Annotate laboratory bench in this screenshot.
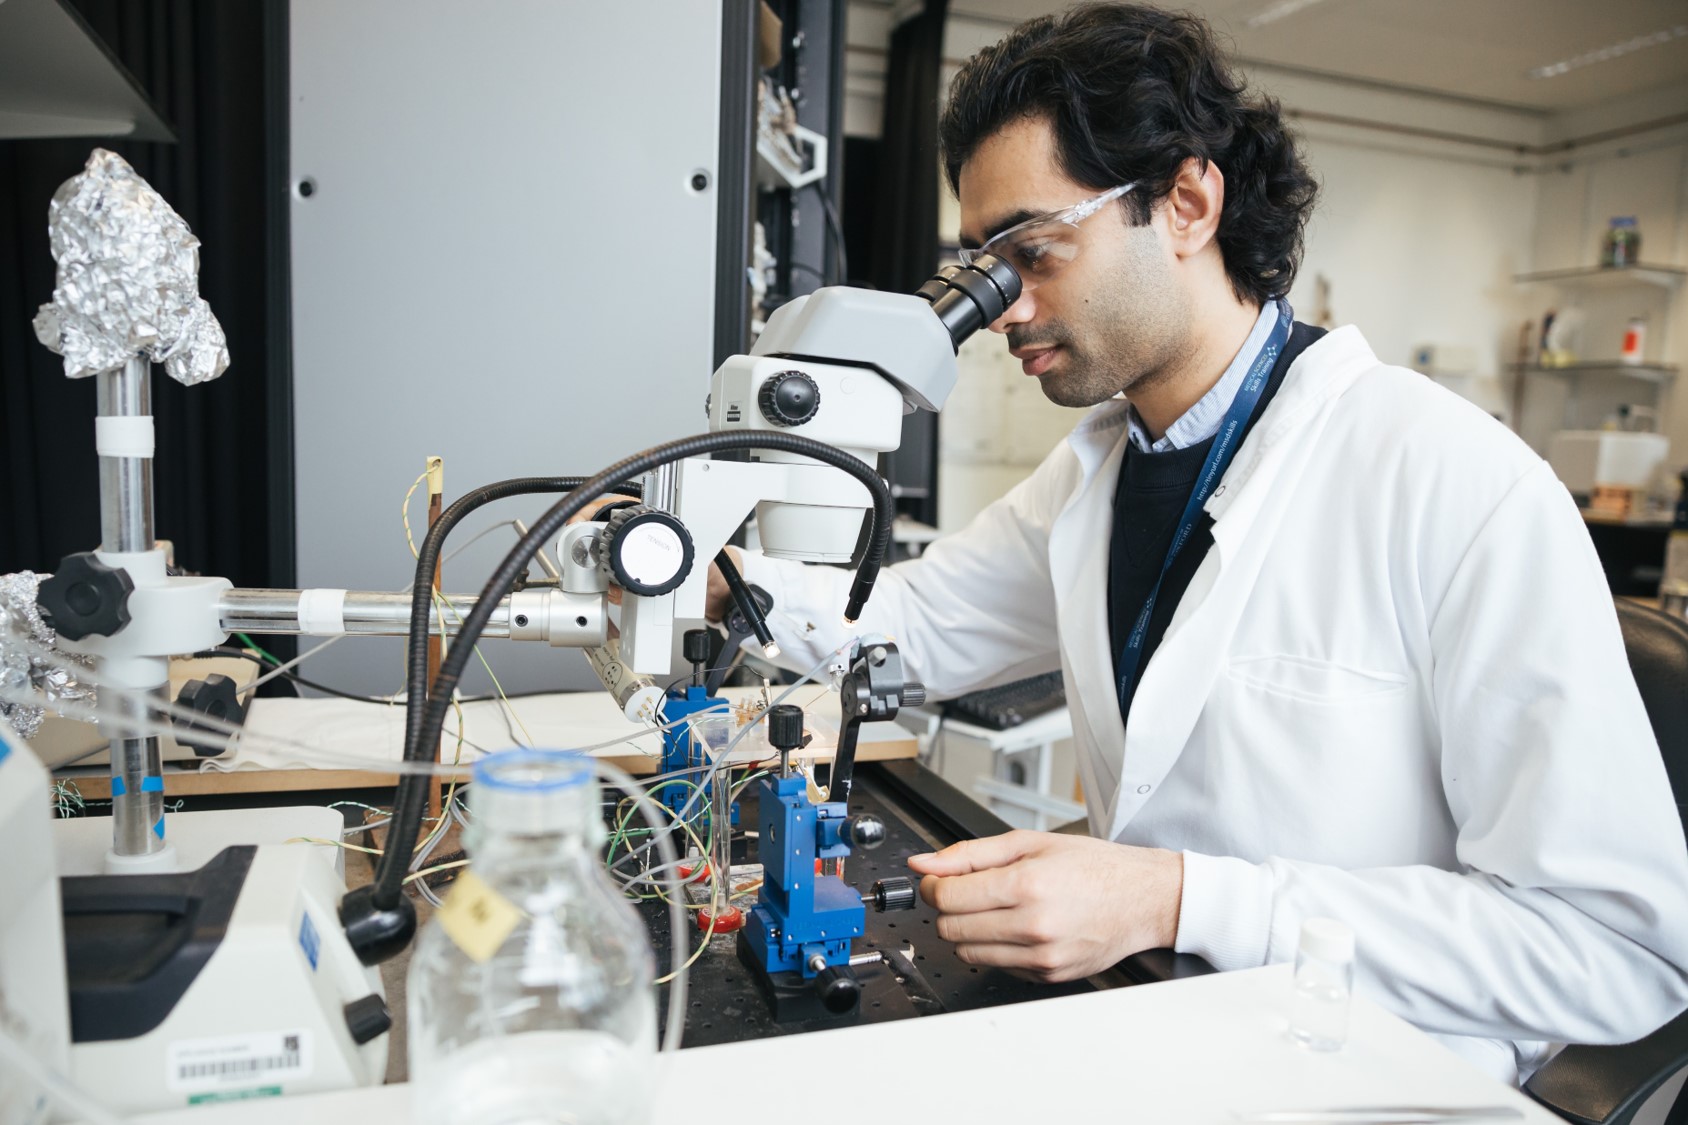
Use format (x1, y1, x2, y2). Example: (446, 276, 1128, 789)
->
(88, 756, 1558, 1125)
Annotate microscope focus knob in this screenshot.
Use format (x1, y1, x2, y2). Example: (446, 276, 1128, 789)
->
(870, 876, 917, 913)
(767, 703, 806, 752)
(598, 505, 695, 597)
(758, 370, 821, 427)
(37, 552, 134, 641)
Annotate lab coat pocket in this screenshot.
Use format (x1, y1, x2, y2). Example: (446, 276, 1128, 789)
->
(1205, 655, 1434, 866)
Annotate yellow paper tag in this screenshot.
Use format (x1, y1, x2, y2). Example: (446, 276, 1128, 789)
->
(436, 870, 520, 963)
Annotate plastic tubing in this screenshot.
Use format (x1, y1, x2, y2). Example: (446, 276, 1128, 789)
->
(0, 646, 693, 1051)
(373, 430, 894, 915)
(596, 758, 688, 1050)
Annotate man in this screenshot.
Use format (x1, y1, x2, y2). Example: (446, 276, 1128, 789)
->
(705, 4, 1688, 1083)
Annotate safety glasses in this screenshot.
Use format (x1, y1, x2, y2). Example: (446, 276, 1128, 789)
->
(958, 183, 1136, 292)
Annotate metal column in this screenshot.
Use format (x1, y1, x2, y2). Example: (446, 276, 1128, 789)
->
(98, 356, 168, 859)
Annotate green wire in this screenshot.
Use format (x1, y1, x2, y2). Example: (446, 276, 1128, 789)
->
(234, 632, 282, 665)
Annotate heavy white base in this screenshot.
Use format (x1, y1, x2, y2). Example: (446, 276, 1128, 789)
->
(69, 845, 387, 1114)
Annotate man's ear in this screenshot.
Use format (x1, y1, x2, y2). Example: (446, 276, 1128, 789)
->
(1162, 156, 1225, 262)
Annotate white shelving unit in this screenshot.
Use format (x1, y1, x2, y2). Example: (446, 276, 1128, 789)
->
(1511, 265, 1684, 443)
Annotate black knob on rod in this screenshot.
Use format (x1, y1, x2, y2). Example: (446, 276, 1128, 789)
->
(808, 953, 860, 1014)
(767, 703, 805, 751)
(869, 876, 917, 912)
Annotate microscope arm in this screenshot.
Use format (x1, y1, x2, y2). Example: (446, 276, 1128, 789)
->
(214, 587, 609, 648)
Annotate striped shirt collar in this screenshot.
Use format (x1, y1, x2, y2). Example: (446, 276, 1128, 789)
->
(1126, 299, 1281, 453)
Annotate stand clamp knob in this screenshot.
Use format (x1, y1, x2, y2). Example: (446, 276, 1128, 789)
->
(758, 371, 821, 427)
(175, 674, 246, 757)
(37, 552, 134, 640)
(597, 505, 695, 597)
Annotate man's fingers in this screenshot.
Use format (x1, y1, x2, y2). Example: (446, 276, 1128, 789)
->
(907, 831, 1036, 877)
(918, 868, 1019, 916)
(933, 907, 1023, 945)
(564, 492, 638, 527)
(951, 942, 1060, 977)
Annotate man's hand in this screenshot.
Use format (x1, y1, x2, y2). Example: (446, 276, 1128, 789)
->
(906, 830, 1184, 983)
(566, 496, 741, 624)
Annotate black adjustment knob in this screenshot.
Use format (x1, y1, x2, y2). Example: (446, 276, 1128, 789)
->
(871, 876, 917, 912)
(175, 674, 246, 757)
(808, 955, 860, 1015)
(767, 703, 805, 751)
(343, 994, 392, 1045)
(598, 505, 695, 597)
(37, 552, 134, 641)
(902, 682, 927, 709)
(843, 814, 886, 850)
(758, 370, 821, 427)
(682, 628, 712, 666)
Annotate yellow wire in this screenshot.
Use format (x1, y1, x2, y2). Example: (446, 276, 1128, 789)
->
(402, 468, 430, 559)
(400, 466, 537, 750)
(405, 858, 470, 885)
(432, 590, 536, 747)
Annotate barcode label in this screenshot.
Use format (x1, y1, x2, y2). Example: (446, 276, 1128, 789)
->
(167, 1030, 313, 1094)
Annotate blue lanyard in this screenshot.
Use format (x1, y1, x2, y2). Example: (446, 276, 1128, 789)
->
(1115, 302, 1293, 715)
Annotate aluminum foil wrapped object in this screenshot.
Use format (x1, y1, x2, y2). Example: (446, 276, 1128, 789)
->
(31, 148, 230, 385)
(0, 572, 96, 741)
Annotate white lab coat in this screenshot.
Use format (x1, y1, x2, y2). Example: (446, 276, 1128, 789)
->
(739, 325, 1688, 1083)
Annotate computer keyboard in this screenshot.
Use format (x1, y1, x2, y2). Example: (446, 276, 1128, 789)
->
(943, 670, 1067, 730)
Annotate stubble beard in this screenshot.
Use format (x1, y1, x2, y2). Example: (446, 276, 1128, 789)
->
(1025, 231, 1189, 410)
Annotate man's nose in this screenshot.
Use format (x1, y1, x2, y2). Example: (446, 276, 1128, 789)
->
(989, 291, 1036, 334)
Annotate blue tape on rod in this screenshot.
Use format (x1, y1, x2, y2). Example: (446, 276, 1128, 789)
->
(111, 776, 127, 796)
(152, 818, 165, 840)
(140, 776, 164, 793)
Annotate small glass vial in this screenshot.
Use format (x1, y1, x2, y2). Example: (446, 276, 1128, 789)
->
(1288, 917, 1355, 1052)
(408, 749, 657, 1125)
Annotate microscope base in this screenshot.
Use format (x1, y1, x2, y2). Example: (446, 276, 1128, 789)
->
(64, 844, 388, 1113)
(736, 932, 861, 1023)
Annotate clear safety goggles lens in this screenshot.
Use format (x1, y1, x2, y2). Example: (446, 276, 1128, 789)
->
(958, 182, 1134, 293)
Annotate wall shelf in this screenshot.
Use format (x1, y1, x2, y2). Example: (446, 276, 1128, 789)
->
(0, 0, 173, 141)
(1512, 264, 1685, 291)
(1511, 362, 1678, 384)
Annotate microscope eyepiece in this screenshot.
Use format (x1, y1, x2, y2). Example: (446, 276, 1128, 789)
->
(916, 253, 1022, 350)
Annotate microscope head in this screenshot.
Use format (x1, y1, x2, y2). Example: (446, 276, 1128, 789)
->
(705, 255, 1019, 562)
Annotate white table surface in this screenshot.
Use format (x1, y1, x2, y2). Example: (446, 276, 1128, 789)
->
(200, 684, 901, 773)
(128, 965, 1555, 1124)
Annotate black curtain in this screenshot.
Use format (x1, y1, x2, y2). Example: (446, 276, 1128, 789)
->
(868, 0, 950, 528)
(0, 0, 286, 591)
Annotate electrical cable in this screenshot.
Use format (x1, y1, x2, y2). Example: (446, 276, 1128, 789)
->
(209, 646, 393, 704)
(371, 430, 893, 923)
(399, 475, 610, 814)
(812, 180, 848, 284)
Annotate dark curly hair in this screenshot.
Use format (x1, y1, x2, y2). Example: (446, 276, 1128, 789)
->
(940, 4, 1318, 306)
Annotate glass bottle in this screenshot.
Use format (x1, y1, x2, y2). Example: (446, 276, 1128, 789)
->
(408, 749, 656, 1125)
(1288, 917, 1355, 1052)
(1602, 217, 1642, 269)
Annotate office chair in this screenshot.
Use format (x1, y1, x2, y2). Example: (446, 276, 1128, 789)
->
(1525, 598, 1688, 1125)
